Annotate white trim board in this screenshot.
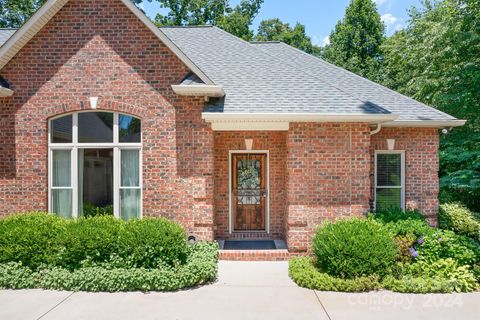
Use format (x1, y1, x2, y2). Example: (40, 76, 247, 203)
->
(0, 0, 213, 85)
(228, 150, 270, 234)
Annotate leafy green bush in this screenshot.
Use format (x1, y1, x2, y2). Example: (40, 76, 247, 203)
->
(313, 218, 398, 278)
(393, 235, 416, 263)
(415, 230, 480, 267)
(385, 259, 478, 293)
(373, 208, 426, 223)
(289, 257, 381, 292)
(0, 213, 67, 269)
(0, 242, 218, 292)
(384, 219, 435, 238)
(0, 213, 188, 270)
(82, 203, 114, 218)
(439, 203, 480, 241)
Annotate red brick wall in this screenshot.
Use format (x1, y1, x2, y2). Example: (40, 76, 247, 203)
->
(370, 127, 439, 223)
(213, 131, 287, 239)
(286, 123, 372, 252)
(0, 0, 214, 240)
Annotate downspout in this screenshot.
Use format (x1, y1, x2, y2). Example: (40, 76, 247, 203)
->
(370, 123, 382, 135)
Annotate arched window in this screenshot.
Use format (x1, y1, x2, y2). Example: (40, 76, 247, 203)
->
(48, 111, 142, 219)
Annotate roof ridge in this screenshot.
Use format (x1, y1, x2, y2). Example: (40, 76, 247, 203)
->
(267, 42, 455, 120)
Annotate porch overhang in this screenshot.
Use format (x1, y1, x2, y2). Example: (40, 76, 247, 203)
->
(202, 113, 400, 131)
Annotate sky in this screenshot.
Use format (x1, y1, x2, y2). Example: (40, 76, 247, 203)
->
(142, 0, 423, 46)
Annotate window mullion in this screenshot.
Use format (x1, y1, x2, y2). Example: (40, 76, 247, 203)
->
(72, 147, 78, 218)
(113, 147, 120, 218)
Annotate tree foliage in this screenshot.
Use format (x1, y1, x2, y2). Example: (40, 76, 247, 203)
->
(255, 18, 321, 55)
(323, 0, 384, 80)
(380, 0, 480, 211)
(154, 0, 263, 40)
(0, 0, 45, 28)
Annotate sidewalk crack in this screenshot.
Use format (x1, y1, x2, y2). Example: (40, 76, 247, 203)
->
(314, 290, 332, 320)
(37, 292, 75, 320)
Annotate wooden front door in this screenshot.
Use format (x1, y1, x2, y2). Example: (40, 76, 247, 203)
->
(232, 153, 267, 231)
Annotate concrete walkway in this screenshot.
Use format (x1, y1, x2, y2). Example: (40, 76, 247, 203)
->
(0, 261, 478, 320)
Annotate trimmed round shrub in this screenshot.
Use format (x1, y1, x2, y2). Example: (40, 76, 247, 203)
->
(439, 203, 480, 241)
(313, 218, 398, 279)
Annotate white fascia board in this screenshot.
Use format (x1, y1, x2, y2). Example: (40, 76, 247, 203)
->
(211, 122, 289, 131)
(0, 86, 13, 97)
(171, 84, 225, 97)
(0, 0, 215, 86)
(382, 120, 467, 128)
(202, 113, 399, 123)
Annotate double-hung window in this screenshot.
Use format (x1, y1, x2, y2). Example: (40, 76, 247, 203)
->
(375, 151, 405, 211)
(48, 111, 142, 219)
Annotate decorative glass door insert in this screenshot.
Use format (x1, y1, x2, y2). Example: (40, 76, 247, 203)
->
(232, 154, 267, 231)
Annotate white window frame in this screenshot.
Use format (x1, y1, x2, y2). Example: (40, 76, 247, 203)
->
(48, 111, 142, 219)
(374, 150, 405, 211)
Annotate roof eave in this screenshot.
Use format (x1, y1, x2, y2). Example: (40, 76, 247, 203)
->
(0, 86, 13, 97)
(202, 112, 399, 124)
(382, 120, 466, 128)
(172, 84, 225, 97)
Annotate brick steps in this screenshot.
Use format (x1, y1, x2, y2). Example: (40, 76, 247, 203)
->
(219, 249, 290, 261)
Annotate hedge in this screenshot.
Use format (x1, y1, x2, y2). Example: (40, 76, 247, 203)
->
(0, 242, 218, 292)
(0, 213, 188, 270)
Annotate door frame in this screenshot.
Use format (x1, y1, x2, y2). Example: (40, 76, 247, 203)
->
(228, 150, 270, 234)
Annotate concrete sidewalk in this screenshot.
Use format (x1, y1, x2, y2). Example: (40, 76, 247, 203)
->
(0, 261, 478, 320)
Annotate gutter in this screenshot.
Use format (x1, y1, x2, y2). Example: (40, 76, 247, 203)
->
(202, 112, 399, 123)
(172, 85, 225, 97)
(382, 120, 466, 128)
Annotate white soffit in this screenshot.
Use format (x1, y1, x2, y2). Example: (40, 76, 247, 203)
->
(171, 84, 225, 97)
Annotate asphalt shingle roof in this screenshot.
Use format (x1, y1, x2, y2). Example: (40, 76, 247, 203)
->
(253, 41, 456, 121)
(0, 29, 15, 47)
(161, 26, 390, 115)
(0, 25, 459, 121)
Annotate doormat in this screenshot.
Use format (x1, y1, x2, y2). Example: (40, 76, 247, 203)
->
(223, 240, 276, 250)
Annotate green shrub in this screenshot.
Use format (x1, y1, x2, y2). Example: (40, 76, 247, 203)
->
(385, 259, 478, 293)
(384, 219, 435, 238)
(0, 213, 188, 270)
(373, 208, 426, 223)
(0, 242, 218, 292)
(82, 203, 114, 218)
(313, 218, 398, 278)
(415, 230, 480, 267)
(393, 235, 416, 263)
(0, 213, 67, 269)
(439, 203, 480, 241)
(289, 257, 381, 292)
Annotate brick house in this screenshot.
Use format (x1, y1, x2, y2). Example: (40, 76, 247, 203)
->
(0, 0, 465, 253)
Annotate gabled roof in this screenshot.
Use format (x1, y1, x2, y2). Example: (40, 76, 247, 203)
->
(161, 26, 464, 127)
(0, 0, 213, 85)
(0, 1, 465, 128)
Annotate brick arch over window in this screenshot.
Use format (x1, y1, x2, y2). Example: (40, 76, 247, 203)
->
(45, 98, 147, 121)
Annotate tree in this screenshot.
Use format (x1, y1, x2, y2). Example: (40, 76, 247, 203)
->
(380, 0, 480, 211)
(323, 0, 384, 80)
(154, 0, 263, 40)
(0, 0, 46, 28)
(255, 18, 321, 55)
